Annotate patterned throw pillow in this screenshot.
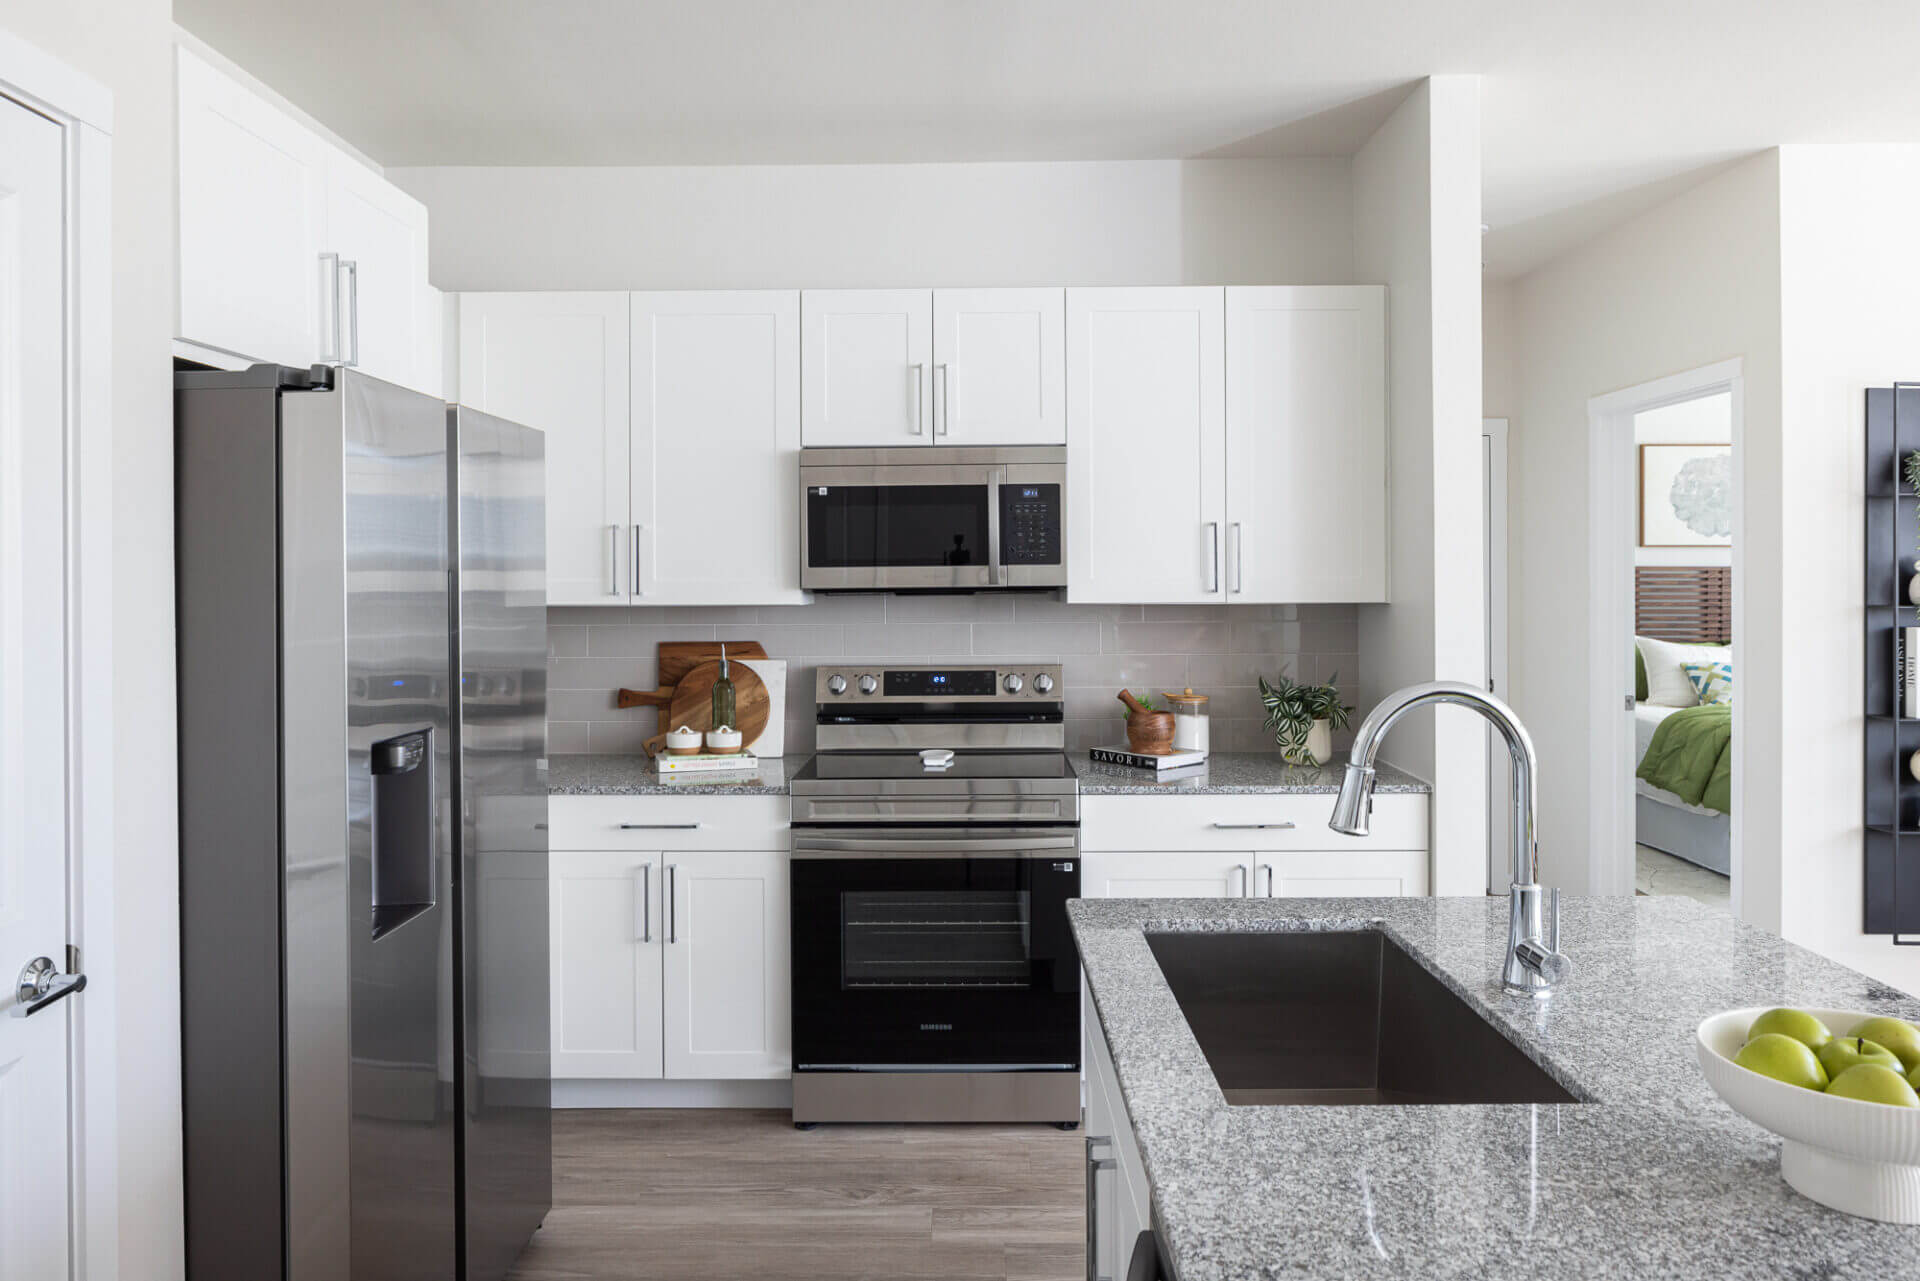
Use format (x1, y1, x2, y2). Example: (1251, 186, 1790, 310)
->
(1682, 660, 1733, 705)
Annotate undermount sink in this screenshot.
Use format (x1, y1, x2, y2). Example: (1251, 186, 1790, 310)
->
(1145, 930, 1583, 1106)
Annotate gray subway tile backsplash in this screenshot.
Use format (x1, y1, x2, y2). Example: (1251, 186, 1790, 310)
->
(545, 596, 1360, 756)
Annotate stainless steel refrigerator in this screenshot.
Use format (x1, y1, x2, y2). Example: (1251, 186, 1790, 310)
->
(176, 365, 550, 1281)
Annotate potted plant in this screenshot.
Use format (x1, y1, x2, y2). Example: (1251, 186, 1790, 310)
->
(1258, 673, 1355, 766)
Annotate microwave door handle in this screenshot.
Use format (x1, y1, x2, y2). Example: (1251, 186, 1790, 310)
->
(986, 468, 1005, 587)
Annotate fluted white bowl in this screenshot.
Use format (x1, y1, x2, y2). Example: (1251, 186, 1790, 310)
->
(1698, 1007, 1920, 1221)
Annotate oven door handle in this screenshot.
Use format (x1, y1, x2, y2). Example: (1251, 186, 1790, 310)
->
(790, 832, 1080, 856)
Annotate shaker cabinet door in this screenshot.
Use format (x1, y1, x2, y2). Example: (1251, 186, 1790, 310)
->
(549, 852, 663, 1080)
(1066, 287, 1226, 603)
(931, 288, 1065, 445)
(801, 289, 934, 447)
(1226, 286, 1387, 602)
(324, 151, 430, 390)
(459, 292, 631, 604)
(1082, 851, 1251, 899)
(662, 852, 791, 1080)
(630, 292, 806, 604)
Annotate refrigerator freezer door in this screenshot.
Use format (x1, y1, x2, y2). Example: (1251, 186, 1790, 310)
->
(451, 404, 552, 1281)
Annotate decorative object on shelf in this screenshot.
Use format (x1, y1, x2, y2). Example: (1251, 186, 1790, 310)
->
(1118, 689, 1175, 755)
(1640, 443, 1732, 548)
(1259, 672, 1355, 766)
(704, 724, 744, 755)
(1161, 687, 1211, 754)
(664, 724, 703, 755)
(1905, 452, 1920, 610)
(711, 643, 738, 730)
(640, 658, 770, 757)
(1908, 750, 1920, 784)
(654, 749, 759, 776)
(1089, 745, 1208, 772)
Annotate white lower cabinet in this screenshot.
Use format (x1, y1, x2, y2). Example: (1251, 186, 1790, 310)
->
(1082, 850, 1249, 899)
(1085, 989, 1151, 1280)
(550, 847, 789, 1081)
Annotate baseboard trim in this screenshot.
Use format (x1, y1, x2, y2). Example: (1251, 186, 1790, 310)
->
(553, 1078, 795, 1109)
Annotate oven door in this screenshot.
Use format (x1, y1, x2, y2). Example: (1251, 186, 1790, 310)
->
(790, 828, 1081, 1071)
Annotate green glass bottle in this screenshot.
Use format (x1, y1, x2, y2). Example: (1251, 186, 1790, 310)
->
(710, 642, 737, 731)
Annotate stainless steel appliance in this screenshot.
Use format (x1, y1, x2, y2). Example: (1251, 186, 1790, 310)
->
(176, 365, 550, 1281)
(799, 446, 1066, 591)
(789, 664, 1081, 1126)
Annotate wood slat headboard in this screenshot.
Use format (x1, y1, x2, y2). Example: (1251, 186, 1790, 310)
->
(1635, 566, 1731, 643)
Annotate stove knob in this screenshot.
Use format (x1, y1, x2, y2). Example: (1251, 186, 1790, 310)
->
(857, 674, 879, 695)
(826, 674, 847, 696)
(1033, 672, 1054, 695)
(1003, 673, 1024, 694)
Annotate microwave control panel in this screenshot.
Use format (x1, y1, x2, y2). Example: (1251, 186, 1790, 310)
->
(1000, 484, 1062, 566)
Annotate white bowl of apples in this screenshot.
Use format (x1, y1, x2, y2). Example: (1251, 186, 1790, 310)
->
(1698, 1007, 1920, 1221)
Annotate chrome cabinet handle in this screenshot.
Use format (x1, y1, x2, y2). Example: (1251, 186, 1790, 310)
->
(1231, 522, 1244, 593)
(1232, 864, 1247, 896)
(910, 363, 925, 435)
(1262, 863, 1275, 897)
(606, 525, 620, 596)
(1086, 1135, 1117, 1281)
(342, 259, 360, 367)
(632, 524, 644, 596)
(666, 864, 678, 944)
(938, 362, 952, 437)
(1211, 821, 1296, 830)
(633, 865, 652, 943)
(317, 252, 342, 362)
(1204, 522, 1220, 593)
(14, 957, 86, 1019)
(618, 822, 701, 830)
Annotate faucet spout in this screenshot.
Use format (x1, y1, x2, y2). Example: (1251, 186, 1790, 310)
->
(1326, 680, 1570, 998)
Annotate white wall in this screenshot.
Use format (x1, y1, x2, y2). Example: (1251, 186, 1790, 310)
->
(1483, 278, 1518, 422)
(1352, 76, 1488, 894)
(390, 158, 1354, 291)
(0, 5, 182, 1279)
(1775, 144, 1920, 992)
(1634, 394, 1733, 568)
(1505, 152, 1785, 910)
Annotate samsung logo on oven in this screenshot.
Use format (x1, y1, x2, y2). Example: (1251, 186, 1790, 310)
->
(919, 1023, 953, 1032)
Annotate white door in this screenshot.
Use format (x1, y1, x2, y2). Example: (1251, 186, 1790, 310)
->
(1066, 287, 1225, 603)
(631, 291, 807, 605)
(800, 289, 933, 446)
(1083, 851, 1250, 898)
(176, 45, 328, 366)
(1258, 850, 1428, 898)
(663, 852, 790, 1079)
(0, 95, 78, 1279)
(549, 852, 663, 1079)
(459, 292, 630, 604)
(1225, 287, 1387, 602)
(323, 150, 429, 389)
(931, 288, 1065, 445)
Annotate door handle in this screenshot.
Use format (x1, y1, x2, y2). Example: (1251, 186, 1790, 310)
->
(632, 524, 645, 597)
(607, 525, 621, 596)
(14, 957, 86, 1019)
(633, 866, 652, 943)
(618, 822, 701, 830)
(340, 259, 360, 367)
(1231, 522, 1244, 593)
(1262, 863, 1275, 897)
(910, 363, 925, 436)
(938, 362, 952, 437)
(318, 251, 342, 362)
(1086, 1136, 1117, 1281)
(1232, 864, 1247, 896)
(666, 864, 678, 944)
(1204, 522, 1219, 593)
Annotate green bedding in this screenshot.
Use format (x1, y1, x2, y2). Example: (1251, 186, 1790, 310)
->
(1636, 703, 1732, 815)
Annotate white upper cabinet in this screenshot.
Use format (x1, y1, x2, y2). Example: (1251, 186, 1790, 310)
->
(801, 289, 934, 446)
(459, 292, 631, 605)
(176, 46, 327, 368)
(930, 288, 1065, 445)
(630, 292, 807, 605)
(1226, 287, 1388, 602)
(323, 153, 430, 388)
(1066, 287, 1226, 603)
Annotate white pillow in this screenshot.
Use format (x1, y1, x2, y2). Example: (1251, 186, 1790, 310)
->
(1636, 635, 1729, 708)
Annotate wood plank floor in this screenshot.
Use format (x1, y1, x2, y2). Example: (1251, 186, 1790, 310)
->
(507, 1109, 1085, 1281)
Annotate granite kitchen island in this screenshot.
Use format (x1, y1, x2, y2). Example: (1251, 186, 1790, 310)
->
(1071, 895, 1920, 1279)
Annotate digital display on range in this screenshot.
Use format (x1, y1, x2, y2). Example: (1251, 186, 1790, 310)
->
(884, 669, 997, 697)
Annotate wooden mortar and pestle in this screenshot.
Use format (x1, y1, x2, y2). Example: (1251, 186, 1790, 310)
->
(1117, 689, 1176, 754)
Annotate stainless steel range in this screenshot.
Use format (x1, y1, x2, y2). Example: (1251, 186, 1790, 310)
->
(788, 663, 1081, 1127)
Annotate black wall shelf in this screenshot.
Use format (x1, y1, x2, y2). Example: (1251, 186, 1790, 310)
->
(1864, 385, 1920, 940)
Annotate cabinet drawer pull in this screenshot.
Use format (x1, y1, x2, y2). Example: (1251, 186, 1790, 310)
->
(1210, 821, 1296, 830)
(617, 822, 702, 830)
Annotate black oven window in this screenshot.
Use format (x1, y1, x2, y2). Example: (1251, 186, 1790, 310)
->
(806, 484, 990, 568)
(841, 889, 1032, 987)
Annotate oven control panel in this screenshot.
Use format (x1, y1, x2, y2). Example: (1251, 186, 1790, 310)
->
(815, 663, 1063, 702)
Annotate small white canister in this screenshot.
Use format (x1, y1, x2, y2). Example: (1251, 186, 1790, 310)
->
(1163, 688, 1211, 754)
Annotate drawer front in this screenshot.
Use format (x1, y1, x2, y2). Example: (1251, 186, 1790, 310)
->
(1081, 793, 1427, 852)
(549, 795, 789, 851)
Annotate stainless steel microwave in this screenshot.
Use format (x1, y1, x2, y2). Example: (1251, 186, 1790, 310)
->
(799, 446, 1067, 591)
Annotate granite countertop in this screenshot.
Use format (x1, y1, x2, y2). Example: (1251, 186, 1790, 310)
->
(1071, 751, 1429, 795)
(1070, 895, 1920, 1280)
(544, 753, 802, 796)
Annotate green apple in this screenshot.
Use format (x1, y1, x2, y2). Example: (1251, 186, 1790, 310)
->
(1817, 1036, 1904, 1079)
(1734, 1032, 1829, 1091)
(1848, 1017, 1920, 1073)
(1748, 1008, 1832, 1050)
(1826, 1063, 1920, 1108)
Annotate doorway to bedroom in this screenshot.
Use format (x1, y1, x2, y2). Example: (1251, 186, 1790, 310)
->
(1588, 360, 1743, 916)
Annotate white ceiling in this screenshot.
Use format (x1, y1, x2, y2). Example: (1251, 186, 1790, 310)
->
(175, 0, 1920, 277)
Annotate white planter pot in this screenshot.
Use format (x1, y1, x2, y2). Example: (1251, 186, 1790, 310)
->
(1282, 719, 1333, 767)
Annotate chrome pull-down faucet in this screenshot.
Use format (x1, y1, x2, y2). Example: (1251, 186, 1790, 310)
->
(1328, 680, 1571, 998)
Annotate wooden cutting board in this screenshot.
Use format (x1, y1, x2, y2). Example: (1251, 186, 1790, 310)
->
(642, 659, 771, 757)
(617, 641, 768, 709)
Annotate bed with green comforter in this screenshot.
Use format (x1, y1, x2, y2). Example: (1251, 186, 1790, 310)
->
(1635, 703, 1732, 815)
